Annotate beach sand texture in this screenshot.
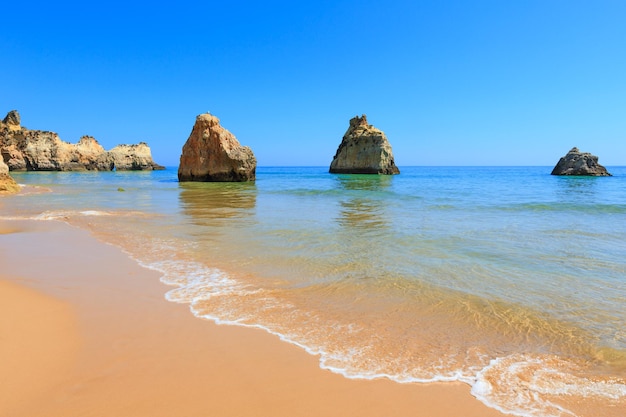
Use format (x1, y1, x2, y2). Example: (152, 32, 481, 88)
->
(0, 220, 505, 417)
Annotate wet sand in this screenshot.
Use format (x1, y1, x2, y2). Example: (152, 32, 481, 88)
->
(0, 219, 505, 417)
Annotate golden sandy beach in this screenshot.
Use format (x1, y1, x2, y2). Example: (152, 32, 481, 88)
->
(0, 219, 505, 417)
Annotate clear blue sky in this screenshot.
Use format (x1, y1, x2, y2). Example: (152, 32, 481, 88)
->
(2, 0, 625, 167)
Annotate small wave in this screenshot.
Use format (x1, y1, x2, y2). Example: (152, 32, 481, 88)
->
(0, 215, 30, 221)
(80, 210, 112, 216)
(472, 354, 626, 417)
(32, 210, 112, 220)
(35, 211, 70, 220)
(15, 184, 52, 195)
(152, 260, 247, 301)
(29, 210, 152, 221)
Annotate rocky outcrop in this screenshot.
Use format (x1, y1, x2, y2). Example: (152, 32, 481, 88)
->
(0, 157, 19, 194)
(0, 110, 164, 171)
(329, 115, 399, 174)
(2, 110, 21, 130)
(178, 113, 256, 182)
(551, 147, 611, 176)
(107, 143, 165, 170)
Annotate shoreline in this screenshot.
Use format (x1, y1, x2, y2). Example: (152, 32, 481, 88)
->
(0, 219, 505, 416)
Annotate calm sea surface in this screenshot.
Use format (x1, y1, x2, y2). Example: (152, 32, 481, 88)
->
(3, 166, 626, 417)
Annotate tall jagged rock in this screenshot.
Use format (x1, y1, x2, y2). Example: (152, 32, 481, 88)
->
(329, 115, 399, 175)
(178, 113, 256, 182)
(551, 147, 611, 176)
(0, 110, 164, 171)
(0, 157, 19, 194)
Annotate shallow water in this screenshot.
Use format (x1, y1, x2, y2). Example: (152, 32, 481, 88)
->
(3, 166, 626, 417)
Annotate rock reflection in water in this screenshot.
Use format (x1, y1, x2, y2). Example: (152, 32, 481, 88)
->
(338, 199, 388, 230)
(334, 173, 393, 191)
(178, 182, 257, 228)
(554, 175, 600, 198)
(334, 174, 393, 232)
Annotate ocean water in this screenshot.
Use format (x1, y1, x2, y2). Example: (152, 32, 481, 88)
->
(2, 166, 626, 417)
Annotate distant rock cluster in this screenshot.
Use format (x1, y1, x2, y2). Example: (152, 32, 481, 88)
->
(551, 147, 611, 176)
(0, 110, 164, 172)
(178, 113, 256, 182)
(329, 115, 399, 175)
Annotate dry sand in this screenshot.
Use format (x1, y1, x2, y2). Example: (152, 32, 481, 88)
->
(0, 219, 505, 417)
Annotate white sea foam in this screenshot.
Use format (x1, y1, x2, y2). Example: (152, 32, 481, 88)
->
(35, 211, 67, 220)
(0, 211, 75, 222)
(472, 354, 626, 417)
(79, 210, 112, 216)
(31, 210, 113, 220)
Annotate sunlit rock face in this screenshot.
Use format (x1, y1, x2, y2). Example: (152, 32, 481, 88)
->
(329, 114, 399, 175)
(0, 110, 164, 171)
(178, 113, 257, 182)
(107, 142, 165, 171)
(0, 157, 19, 194)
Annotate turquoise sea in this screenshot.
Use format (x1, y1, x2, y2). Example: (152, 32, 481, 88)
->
(3, 166, 626, 417)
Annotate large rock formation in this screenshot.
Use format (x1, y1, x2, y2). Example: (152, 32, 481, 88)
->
(0, 110, 164, 171)
(0, 157, 19, 194)
(178, 113, 256, 182)
(551, 147, 611, 176)
(329, 115, 399, 174)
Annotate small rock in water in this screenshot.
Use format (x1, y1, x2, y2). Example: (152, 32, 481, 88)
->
(551, 147, 611, 176)
(329, 114, 399, 175)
